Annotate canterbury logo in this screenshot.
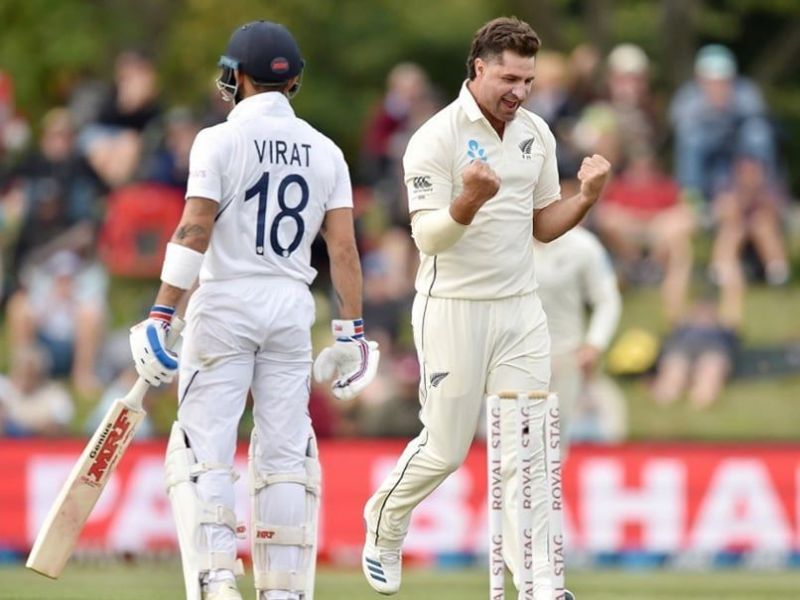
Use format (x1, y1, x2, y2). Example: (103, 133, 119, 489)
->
(430, 372, 449, 388)
(519, 137, 535, 159)
(412, 176, 432, 190)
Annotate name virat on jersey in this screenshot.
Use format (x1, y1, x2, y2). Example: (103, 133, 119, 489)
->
(254, 139, 312, 167)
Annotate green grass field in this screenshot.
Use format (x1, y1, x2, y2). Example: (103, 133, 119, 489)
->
(3, 563, 800, 600)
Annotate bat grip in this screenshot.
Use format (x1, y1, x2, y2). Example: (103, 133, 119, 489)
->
(167, 315, 186, 347)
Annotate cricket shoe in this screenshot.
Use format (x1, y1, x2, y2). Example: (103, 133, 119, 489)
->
(362, 538, 402, 594)
(203, 581, 242, 600)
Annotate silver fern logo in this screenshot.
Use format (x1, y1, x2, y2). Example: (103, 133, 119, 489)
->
(429, 372, 449, 388)
(519, 137, 535, 159)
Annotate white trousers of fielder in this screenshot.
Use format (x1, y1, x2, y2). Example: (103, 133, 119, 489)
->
(364, 291, 553, 594)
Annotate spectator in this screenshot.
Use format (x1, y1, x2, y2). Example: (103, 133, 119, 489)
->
(78, 50, 162, 188)
(359, 63, 439, 225)
(7, 107, 102, 283)
(595, 150, 695, 324)
(360, 62, 432, 185)
(0, 346, 74, 436)
(651, 285, 741, 410)
(669, 44, 776, 206)
(604, 43, 663, 161)
(710, 152, 790, 287)
(6, 249, 107, 396)
(571, 44, 661, 174)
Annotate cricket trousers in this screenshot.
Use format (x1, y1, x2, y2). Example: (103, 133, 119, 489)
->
(364, 291, 552, 591)
(176, 276, 316, 581)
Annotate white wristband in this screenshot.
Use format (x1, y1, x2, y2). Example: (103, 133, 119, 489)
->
(411, 208, 468, 255)
(332, 318, 364, 340)
(161, 242, 204, 289)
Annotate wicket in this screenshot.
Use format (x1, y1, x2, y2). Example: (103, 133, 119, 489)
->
(486, 391, 573, 600)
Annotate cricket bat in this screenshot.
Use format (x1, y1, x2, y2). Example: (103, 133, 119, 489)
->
(26, 317, 185, 578)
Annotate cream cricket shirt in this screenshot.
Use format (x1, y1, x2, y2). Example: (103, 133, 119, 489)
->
(186, 92, 352, 285)
(403, 82, 561, 300)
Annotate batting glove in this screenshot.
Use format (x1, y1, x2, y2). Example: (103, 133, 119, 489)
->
(129, 304, 179, 387)
(313, 319, 380, 401)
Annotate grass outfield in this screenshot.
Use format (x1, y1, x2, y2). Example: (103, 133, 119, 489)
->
(3, 564, 800, 600)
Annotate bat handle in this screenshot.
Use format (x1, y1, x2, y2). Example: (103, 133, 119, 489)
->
(168, 315, 186, 347)
(125, 378, 151, 411)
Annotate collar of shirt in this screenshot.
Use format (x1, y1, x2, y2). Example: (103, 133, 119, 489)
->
(457, 80, 485, 123)
(227, 92, 295, 121)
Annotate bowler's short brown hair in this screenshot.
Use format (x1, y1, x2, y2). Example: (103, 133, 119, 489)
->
(467, 17, 541, 80)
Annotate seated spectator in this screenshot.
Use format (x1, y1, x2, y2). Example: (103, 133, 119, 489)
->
(669, 44, 776, 206)
(78, 50, 162, 188)
(604, 43, 663, 157)
(651, 293, 740, 410)
(595, 151, 695, 324)
(6, 250, 107, 396)
(710, 152, 790, 287)
(573, 44, 661, 173)
(6, 107, 102, 283)
(0, 346, 74, 436)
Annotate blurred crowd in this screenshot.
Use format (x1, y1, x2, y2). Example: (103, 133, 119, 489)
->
(0, 42, 795, 441)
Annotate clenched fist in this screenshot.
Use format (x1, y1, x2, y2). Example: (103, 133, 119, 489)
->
(452, 160, 501, 224)
(578, 154, 611, 204)
(463, 160, 501, 202)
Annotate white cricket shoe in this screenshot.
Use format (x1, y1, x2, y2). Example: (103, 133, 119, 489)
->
(203, 581, 242, 600)
(362, 538, 402, 595)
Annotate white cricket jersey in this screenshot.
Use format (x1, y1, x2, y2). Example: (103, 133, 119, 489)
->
(535, 227, 621, 355)
(403, 81, 561, 300)
(185, 93, 352, 285)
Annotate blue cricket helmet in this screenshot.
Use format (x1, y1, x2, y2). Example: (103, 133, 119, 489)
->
(217, 20, 304, 101)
